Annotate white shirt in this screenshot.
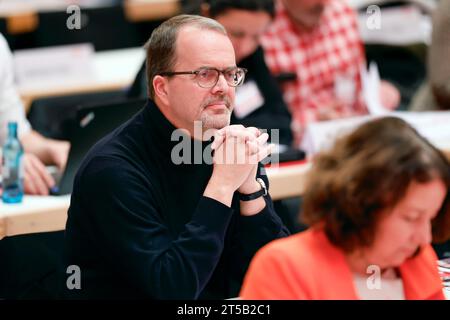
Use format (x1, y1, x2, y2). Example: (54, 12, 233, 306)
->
(353, 268, 405, 300)
(0, 33, 31, 145)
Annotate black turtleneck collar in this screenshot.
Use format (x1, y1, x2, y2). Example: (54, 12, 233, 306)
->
(142, 99, 214, 166)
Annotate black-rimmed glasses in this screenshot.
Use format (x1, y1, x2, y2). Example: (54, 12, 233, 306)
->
(160, 67, 247, 88)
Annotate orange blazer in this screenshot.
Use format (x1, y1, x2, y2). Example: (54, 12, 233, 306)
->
(240, 229, 445, 300)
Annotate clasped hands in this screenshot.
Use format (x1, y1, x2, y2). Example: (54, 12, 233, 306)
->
(209, 125, 274, 195)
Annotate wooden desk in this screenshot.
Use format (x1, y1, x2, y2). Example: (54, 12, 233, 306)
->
(0, 161, 311, 239)
(1, 148, 449, 240)
(0, 0, 180, 35)
(444, 148, 450, 160)
(124, 0, 180, 22)
(0, 195, 70, 240)
(265, 161, 311, 201)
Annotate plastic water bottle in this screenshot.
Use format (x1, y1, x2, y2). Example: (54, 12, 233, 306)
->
(2, 122, 24, 203)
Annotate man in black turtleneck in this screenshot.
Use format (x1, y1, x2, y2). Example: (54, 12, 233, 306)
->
(63, 15, 289, 299)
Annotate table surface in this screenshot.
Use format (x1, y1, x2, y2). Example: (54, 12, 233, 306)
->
(0, 0, 180, 35)
(0, 160, 310, 239)
(2, 147, 450, 239)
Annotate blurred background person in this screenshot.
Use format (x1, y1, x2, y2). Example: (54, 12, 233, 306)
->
(261, 0, 401, 146)
(201, 0, 292, 146)
(241, 117, 450, 299)
(0, 33, 69, 196)
(130, 0, 293, 146)
(410, 0, 450, 111)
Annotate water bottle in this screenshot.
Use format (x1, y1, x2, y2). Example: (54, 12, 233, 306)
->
(2, 122, 24, 203)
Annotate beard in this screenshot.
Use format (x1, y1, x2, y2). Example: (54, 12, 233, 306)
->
(200, 111, 231, 130)
(199, 95, 233, 130)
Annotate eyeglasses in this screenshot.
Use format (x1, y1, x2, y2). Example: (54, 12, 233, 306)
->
(160, 67, 248, 88)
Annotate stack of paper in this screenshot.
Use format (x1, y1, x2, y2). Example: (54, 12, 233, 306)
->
(356, 4, 432, 45)
(301, 111, 450, 156)
(438, 258, 450, 292)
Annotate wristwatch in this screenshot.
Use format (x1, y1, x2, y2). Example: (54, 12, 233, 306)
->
(238, 178, 268, 201)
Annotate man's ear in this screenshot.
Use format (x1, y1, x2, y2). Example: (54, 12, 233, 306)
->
(153, 75, 170, 105)
(200, 3, 210, 17)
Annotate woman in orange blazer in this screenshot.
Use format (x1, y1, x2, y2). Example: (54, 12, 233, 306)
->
(241, 117, 450, 300)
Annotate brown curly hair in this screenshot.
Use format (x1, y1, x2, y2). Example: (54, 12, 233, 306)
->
(302, 117, 450, 252)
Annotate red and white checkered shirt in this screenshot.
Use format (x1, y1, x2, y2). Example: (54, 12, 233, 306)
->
(261, 0, 367, 145)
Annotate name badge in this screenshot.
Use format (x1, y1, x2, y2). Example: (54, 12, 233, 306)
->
(234, 80, 265, 119)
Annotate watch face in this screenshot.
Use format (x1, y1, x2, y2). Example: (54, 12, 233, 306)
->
(256, 178, 267, 195)
(256, 178, 265, 187)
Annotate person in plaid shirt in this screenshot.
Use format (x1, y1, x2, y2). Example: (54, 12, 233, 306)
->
(261, 0, 400, 146)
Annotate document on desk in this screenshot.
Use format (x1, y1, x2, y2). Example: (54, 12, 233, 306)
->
(438, 258, 450, 300)
(14, 43, 96, 92)
(357, 4, 432, 45)
(360, 61, 389, 116)
(302, 111, 450, 155)
(302, 62, 450, 155)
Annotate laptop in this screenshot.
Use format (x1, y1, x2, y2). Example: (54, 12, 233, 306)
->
(49, 98, 146, 195)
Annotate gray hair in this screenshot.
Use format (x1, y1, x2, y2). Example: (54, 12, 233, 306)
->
(144, 14, 227, 99)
